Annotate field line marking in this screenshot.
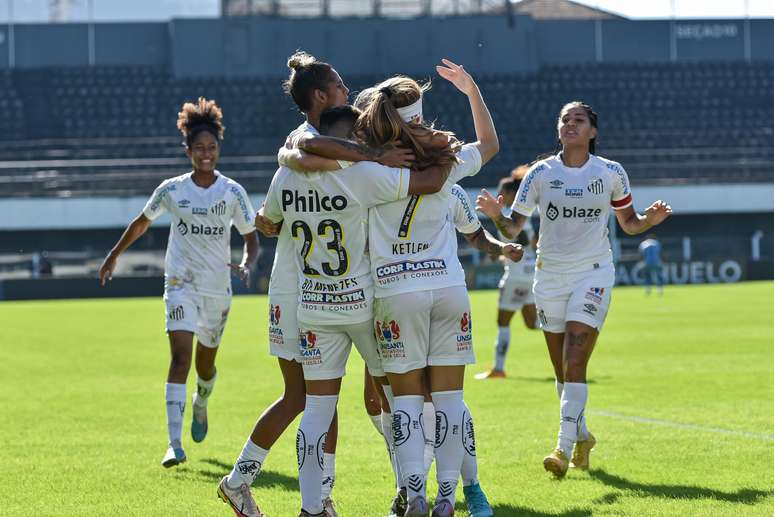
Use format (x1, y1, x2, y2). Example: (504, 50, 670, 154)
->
(589, 409, 774, 442)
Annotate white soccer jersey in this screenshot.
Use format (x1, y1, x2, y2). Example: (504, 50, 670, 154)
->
(369, 144, 483, 298)
(268, 122, 319, 297)
(263, 162, 410, 325)
(511, 153, 633, 273)
(143, 171, 256, 296)
(449, 184, 481, 235)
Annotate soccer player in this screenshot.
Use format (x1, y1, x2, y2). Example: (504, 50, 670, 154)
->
(639, 234, 664, 295)
(475, 170, 539, 380)
(98, 97, 258, 468)
(477, 101, 672, 477)
(262, 104, 450, 517)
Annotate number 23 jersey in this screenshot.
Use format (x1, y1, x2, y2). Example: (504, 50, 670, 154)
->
(263, 162, 410, 325)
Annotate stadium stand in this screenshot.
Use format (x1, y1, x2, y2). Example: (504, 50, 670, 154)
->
(0, 61, 773, 198)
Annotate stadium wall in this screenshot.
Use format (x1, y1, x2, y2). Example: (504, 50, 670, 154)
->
(0, 16, 772, 76)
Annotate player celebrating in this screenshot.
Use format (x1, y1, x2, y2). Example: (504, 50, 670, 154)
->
(477, 101, 672, 478)
(263, 104, 450, 517)
(476, 170, 539, 380)
(98, 97, 258, 468)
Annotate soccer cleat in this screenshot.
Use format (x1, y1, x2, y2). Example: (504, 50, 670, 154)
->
(463, 483, 493, 517)
(543, 448, 569, 478)
(323, 497, 339, 517)
(161, 445, 186, 468)
(387, 487, 408, 517)
(474, 369, 506, 380)
(217, 476, 265, 517)
(404, 495, 429, 517)
(298, 511, 327, 517)
(191, 400, 209, 443)
(430, 498, 454, 517)
(570, 432, 597, 470)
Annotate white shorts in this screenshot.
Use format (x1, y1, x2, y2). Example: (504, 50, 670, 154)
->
(498, 270, 535, 312)
(533, 263, 615, 333)
(267, 294, 300, 362)
(374, 285, 475, 374)
(297, 319, 384, 381)
(164, 288, 231, 348)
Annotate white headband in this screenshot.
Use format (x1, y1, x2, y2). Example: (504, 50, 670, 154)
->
(396, 98, 423, 123)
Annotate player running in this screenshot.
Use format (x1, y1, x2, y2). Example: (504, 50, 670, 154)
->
(477, 101, 672, 478)
(475, 169, 539, 380)
(98, 97, 258, 468)
(262, 104, 450, 517)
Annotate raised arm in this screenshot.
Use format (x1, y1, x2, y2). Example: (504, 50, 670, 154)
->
(436, 58, 499, 165)
(99, 213, 152, 286)
(278, 147, 342, 172)
(463, 227, 524, 262)
(297, 133, 415, 168)
(475, 189, 528, 240)
(614, 201, 672, 235)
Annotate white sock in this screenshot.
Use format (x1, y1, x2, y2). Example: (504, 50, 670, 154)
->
(555, 380, 589, 440)
(193, 371, 217, 408)
(321, 452, 335, 499)
(460, 402, 478, 487)
(393, 395, 426, 501)
(557, 382, 588, 457)
(382, 410, 403, 490)
(431, 390, 465, 506)
(494, 326, 510, 372)
(370, 414, 383, 435)
(226, 438, 269, 487)
(422, 401, 436, 478)
(165, 382, 186, 447)
(298, 394, 338, 515)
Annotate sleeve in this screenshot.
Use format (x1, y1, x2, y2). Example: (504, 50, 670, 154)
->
(448, 144, 483, 184)
(523, 217, 536, 241)
(450, 184, 481, 234)
(262, 170, 285, 223)
(142, 180, 171, 220)
(609, 161, 633, 210)
(230, 183, 257, 235)
(511, 165, 541, 217)
(349, 162, 410, 207)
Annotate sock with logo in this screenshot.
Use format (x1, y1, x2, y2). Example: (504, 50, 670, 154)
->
(556, 380, 590, 440)
(192, 371, 217, 408)
(393, 395, 426, 501)
(165, 382, 186, 447)
(226, 438, 269, 488)
(321, 452, 336, 500)
(431, 390, 465, 506)
(422, 401, 436, 478)
(460, 402, 479, 487)
(298, 395, 338, 514)
(494, 326, 510, 372)
(381, 385, 404, 491)
(557, 382, 588, 458)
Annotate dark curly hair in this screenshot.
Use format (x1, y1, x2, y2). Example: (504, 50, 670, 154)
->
(177, 97, 225, 147)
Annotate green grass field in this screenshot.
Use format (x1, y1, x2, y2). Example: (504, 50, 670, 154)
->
(3, 282, 774, 516)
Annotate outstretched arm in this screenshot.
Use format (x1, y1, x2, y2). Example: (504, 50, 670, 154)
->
(436, 58, 499, 165)
(615, 201, 672, 235)
(297, 134, 415, 168)
(99, 213, 152, 286)
(278, 147, 342, 172)
(463, 227, 524, 262)
(407, 164, 452, 195)
(475, 189, 528, 240)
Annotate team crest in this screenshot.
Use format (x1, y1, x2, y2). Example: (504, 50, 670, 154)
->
(587, 177, 604, 194)
(211, 200, 227, 216)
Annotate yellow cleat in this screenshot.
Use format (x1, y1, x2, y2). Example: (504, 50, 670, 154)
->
(570, 433, 596, 470)
(543, 448, 569, 478)
(474, 369, 506, 380)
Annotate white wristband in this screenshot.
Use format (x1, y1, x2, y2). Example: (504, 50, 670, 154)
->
(501, 207, 513, 219)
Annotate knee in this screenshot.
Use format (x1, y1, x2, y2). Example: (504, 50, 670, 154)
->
(281, 392, 306, 416)
(170, 350, 191, 374)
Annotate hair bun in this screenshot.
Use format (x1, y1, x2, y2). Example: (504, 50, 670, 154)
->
(287, 51, 316, 71)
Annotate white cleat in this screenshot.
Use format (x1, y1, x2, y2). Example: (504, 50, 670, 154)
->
(217, 476, 265, 517)
(161, 445, 186, 468)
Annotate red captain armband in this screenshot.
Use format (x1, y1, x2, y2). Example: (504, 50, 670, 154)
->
(611, 194, 633, 209)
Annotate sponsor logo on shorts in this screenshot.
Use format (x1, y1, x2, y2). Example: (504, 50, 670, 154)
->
(211, 200, 227, 216)
(460, 312, 471, 333)
(538, 309, 548, 327)
(375, 320, 406, 358)
(457, 312, 473, 351)
(376, 259, 448, 282)
(584, 287, 605, 304)
(434, 411, 448, 448)
(192, 207, 208, 215)
(299, 330, 322, 365)
(268, 304, 284, 345)
(549, 179, 564, 189)
(583, 303, 598, 315)
(587, 177, 604, 194)
(463, 411, 476, 457)
(392, 411, 411, 446)
(169, 305, 185, 321)
(565, 188, 584, 198)
(269, 304, 281, 325)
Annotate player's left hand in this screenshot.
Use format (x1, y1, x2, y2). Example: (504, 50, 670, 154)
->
(436, 58, 477, 97)
(255, 211, 281, 237)
(228, 263, 251, 287)
(644, 200, 672, 227)
(502, 243, 524, 263)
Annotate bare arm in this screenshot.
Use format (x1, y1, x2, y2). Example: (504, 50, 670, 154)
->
(436, 58, 499, 164)
(297, 134, 415, 168)
(407, 164, 452, 195)
(614, 201, 672, 235)
(475, 188, 529, 240)
(463, 227, 524, 261)
(99, 213, 152, 286)
(228, 231, 260, 287)
(277, 147, 342, 172)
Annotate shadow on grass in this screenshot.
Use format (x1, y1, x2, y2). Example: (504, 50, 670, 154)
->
(589, 469, 773, 504)
(489, 504, 592, 516)
(510, 376, 605, 385)
(181, 458, 297, 491)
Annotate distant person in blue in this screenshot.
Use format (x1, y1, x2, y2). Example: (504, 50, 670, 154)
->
(639, 235, 663, 295)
